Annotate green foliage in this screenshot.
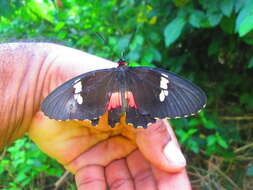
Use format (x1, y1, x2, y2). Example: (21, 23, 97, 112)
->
(1, 0, 253, 189)
(236, 0, 253, 37)
(0, 137, 65, 189)
(164, 17, 186, 47)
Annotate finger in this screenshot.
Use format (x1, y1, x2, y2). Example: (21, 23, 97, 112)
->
(152, 166, 192, 190)
(65, 136, 136, 173)
(136, 120, 186, 173)
(105, 159, 135, 190)
(75, 165, 106, 190)
(127, 150, 157, 190)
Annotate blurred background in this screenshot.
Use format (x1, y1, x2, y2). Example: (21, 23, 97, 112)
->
(0, 0, 253, 189)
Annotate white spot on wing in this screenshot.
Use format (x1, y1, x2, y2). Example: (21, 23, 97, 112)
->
(77, 95, 83, 104)
(74, 94, 83, 104)
(159, 91, 166, 102)
(160, 77, 169, 89)
(73, 81, 82, 93)
(161, 73, 168, 78)
(159, 75, 169, 102)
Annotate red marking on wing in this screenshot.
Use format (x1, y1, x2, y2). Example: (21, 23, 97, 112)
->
(125, 91, 137, 108)
(118, 61, 126, 66)
(107, 92, 122, 110)
(107, 91, 137, 110)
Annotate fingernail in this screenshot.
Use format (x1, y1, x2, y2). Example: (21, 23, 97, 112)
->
(163, 141, 186, 167)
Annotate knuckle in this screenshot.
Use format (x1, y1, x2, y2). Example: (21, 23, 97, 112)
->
(109, 177, 132, 190)
(76, 175, 104, 188)
(134, 168, 154, 185)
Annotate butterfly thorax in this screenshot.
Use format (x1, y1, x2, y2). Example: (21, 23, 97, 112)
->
(117, 58, 126, 67)
(114, 66, 128, 113)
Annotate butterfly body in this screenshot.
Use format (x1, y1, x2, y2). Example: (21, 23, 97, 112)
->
(41, 59, 207, 128)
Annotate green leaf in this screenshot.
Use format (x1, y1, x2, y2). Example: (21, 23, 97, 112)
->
(145, 46, 161, 62)
(236, 3, 253, 36)
(235, 0, 245, 12)
(27, 1, 54, 23)
(142, 50, 154, 65)
(188, 118, 201, 127)
(54, 21, 65, 32)
(220, 0, 234, 16)
(189, 10, 216, 28)
(207, 11, 223, 26)
(117, 34, 131, 53)
(189, 10, 206, 28)
(128, 50, 140, 61)
(188, 140, 200, 153)
(248, 56, 253, 68)
(130, 35, 144, 50)
(15, 173, 27, 183)
(220, 14, 236, 34)
(217, 135, 228, 149)
(199, 112, 217, 129)
(181, 129, 198, 143)
(207, 135, 216, 146)
(164, 17, 186, 47)
(238, 15, 253, 37)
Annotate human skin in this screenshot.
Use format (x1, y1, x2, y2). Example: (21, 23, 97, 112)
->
(0, 42, 191, 190)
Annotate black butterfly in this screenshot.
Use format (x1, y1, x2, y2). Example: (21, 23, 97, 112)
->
(41, 59, 207, 128)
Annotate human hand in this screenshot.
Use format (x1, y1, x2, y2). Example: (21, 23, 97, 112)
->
(29, 113, 190, 189)
(1, 43, 191, 190)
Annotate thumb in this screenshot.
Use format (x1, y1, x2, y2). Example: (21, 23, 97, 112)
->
(136, 119, 186, 173)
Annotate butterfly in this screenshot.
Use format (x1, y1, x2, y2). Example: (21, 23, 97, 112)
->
(41, 58, 207, 128)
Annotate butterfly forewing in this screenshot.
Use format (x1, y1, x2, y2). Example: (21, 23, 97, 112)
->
(126, 67, 207, 119)
(41, 68, 116, 121)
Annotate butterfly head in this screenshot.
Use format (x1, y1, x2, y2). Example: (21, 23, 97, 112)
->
(117, 58, 126, 67)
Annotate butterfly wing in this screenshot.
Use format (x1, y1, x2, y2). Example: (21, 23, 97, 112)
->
(125, 67, 207, 123)
(42, 65, 207, 128)
(41, 68, 117, 121)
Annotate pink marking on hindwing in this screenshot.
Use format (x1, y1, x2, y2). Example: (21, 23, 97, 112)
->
(107, 91, 137, 110)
